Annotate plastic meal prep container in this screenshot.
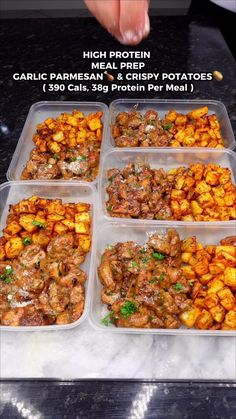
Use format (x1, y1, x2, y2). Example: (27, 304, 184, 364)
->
(99, 148, 236, 224)
(7, 101, 109, 185)
(89, 222, 236, 336)
(108, 99, 236, 150)
(0, 180, 96, 331)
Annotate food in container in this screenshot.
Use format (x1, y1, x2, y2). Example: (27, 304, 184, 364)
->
(112, 106, 224, 148)
(105, 161, 236, 221)
(21, 110, 103, 181)
(98, 229, 236, 331)
(0, 195, 91, 327)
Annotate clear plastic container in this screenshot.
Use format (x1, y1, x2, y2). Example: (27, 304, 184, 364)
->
(6, 101, 109, 185)
(99, 148, 236, 224)
(108, 99, 236, 150)
(89, 222, 236, 336)
(0, 180, 97, 331)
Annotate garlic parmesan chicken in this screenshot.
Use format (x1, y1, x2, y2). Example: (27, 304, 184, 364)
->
(0, 197, 91, 327)
(99, 230, 236, 330)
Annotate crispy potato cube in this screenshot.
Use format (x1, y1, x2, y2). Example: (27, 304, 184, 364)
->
(188, 106, 208, 119)
(216, 246, 236, 258)
(180, 307, 201, 328)
(181, 265, 196, 279)
(0, 244, 6, 260)
(181, 236, 197, 253)
(73, 111, 84, 119)
(32, 231, 50, 247)
(207, 278, 224, 294)
(205, 171, 219, 186)
(197, 193, 215, 209)
(204, 294, 219, 309)
(195, 309, 214, 329)
(224, 311, 236, 329)
(76, 203, 90, 212)
(175, 115, 187, 125)
(195, 181, 211, 195)
(62, 219, 75, 230)
(19, 214, 37, 233)
(209, 305, 225, 323)
(15, 200, 37, 214)
(77, 129, 87, 143)
(5, 237, 24, 258)
(193, 298, 205, 309)
(175, 176, 185, 190)
(78, 235, 91, 253)
(209, 262, 225, 275)
(87, 117, 102, 131)
(52, 131, 65, 142)
(4, 221, 22, 236)
(47, 200, 65, 216)
(180, 199, 190, 215)
(171, 189, 185, 201)
(165, 110, 178, 122)
(75, 222, 89, 234)
(47, 214, 65, 222)
(181, 252, 192, 263)
(66, 115, 78, 126)
(220, 296, 235, 311)
(191, 201, 203, 216)
(200, 273, 213, 284)
(75, 212, 90, 224)
(224, 193, 235, 207)
(54, 222, 68, 234)
(48, 141, 61, 154)
(194, 261, 209, 276)
(224, 267, 236, 287)
(205, 245, 216, 255)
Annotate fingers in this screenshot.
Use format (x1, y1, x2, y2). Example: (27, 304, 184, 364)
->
(84, 0, 150, 45)
(119, 0, 150, 45)
(84, 0, 121, 38)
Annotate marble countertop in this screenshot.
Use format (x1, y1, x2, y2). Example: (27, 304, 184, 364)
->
(0, 15, 236, 380)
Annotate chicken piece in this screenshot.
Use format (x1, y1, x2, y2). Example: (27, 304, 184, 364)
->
(48, 282, 70, 313)
(47, 234, 74, 258)
(18, 244, 46, 268)
(1, 308, 24, 326)
(98, 253, 116, 290)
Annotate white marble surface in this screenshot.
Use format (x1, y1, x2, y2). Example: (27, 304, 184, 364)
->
(1, 320, 236, 379)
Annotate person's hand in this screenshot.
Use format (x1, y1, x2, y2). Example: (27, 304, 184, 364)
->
(84, 0, 150, 45)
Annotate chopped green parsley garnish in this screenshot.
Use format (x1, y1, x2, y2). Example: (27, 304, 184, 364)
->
(152, 252, 166, 260)
(131, 261, 138, 268)
(149, 279, 157, 284)
(175, 283, 183, 291)
(22, 237, 32, 245)
(159, 273, 165, 281)
(101, 312, 116, 326)
(32, 220, 45, 229)
(121, 301, 138, 318)
(148, 119, 156, 126)
(107, 205, 113, 212)
(0, 266, 14, 283)
(139, 248, 147, 254)
(163, 122, 173, 131)
(68, 157, 77, 162)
